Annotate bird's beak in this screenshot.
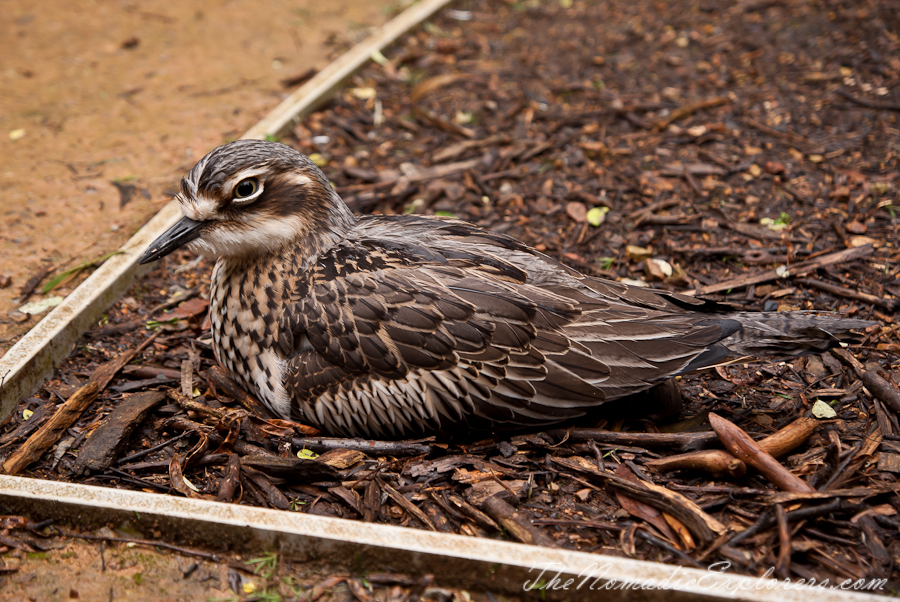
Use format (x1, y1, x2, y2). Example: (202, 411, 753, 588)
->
(138, 217, 204, 264)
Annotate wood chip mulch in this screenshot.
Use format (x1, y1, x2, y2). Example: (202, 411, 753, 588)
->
(3, 0, 899, 592)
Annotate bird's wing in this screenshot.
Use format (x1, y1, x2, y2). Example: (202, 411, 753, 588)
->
(277, 230, 731, 437)
(275, 236, 604, 436)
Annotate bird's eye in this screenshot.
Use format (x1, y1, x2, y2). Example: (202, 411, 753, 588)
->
(233, 177, 259, 200)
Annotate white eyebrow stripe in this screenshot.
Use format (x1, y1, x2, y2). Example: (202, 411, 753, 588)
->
(282, 173, 312, 187)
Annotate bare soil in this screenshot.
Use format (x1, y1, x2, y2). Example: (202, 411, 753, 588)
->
(0, 0, 394, 354)
(1, 524, 499, 602)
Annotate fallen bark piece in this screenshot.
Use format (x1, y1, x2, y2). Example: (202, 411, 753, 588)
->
(824, 426, 882, 491)
(73, 391, 165, 475)
(552, 455, 725, 543)
(242, 465, 291, 510)
(2, 382, 98, 475)
(708, 413, 815, 493)
(317, 448, 367, 469)
(613, 464, 681, 544)
(464, 479, 526, 507)
(444, 493, 500, 532)
(862, 371, 900, 415)
(329, 485, 362, 515)
(422, 500, 455, 533)
(831, 347, 866, 378)
(774, 504, 791, 579)
(480, 495, 556, 547)
(169, 454, 215, 500)
(363, 481, 381, 523)
(215, 453, 242, 502)
(4, 328, 160, 475)
(380, 481, 437, 531)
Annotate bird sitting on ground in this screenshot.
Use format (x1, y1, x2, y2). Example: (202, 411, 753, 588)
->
(139, 140, 874, 438)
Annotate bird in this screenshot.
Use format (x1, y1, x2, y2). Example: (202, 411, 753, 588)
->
(139, 139, 875, 439)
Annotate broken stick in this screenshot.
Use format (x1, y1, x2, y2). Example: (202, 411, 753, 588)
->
(709, 413, 815, 493)
(686, 244, 875, 296)
(646, 416, 823, 478)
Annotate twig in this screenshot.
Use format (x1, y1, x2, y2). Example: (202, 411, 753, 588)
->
(740, 117, 822, 151)
(685, 244, 875, 296)
(544, 428, 718, 452)
(797, 277, 899, 311)
(774, 504, 791, 579)
(821, 427, 882, 490)
(653, 96, 730, 130)
(481, 495, 556, 547)
(708, 413, 815, 493)
(116, 432, 192, 465)
(380, 480, 437, 531)
(168, 390, 230, 420)
(636, 530, 705, 568)
(552, 455, 726, 543)
(442, 492, 500, 531)
(292, 436, 434, 457)
(532, 518, 622, 531)
(862, 372, 900, 415)
(727, 499, 848, 546)
(62, 531, 224, 563)
(831, 347, 866, 378)
(836, 89, 900, 112)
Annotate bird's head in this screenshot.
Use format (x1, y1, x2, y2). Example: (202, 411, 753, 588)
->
(139, 140, 355, 264)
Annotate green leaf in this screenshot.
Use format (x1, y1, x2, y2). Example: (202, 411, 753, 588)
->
(42, 251, 124, 293)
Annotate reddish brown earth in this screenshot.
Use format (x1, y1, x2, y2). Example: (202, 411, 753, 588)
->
(0, 0, 393, 355)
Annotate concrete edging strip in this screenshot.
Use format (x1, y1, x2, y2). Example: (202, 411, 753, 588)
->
(0, 475, 885, 602)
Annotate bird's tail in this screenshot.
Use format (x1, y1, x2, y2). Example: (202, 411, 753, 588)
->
(720, 312, 876, 358)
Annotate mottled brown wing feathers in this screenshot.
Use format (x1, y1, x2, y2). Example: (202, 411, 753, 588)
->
(278, 228, 742, 435)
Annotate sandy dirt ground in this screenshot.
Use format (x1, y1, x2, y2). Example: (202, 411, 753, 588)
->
(0, 0, 395, 355)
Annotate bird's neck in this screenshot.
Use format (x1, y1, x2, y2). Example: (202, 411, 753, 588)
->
(301, 193, 357, 262)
